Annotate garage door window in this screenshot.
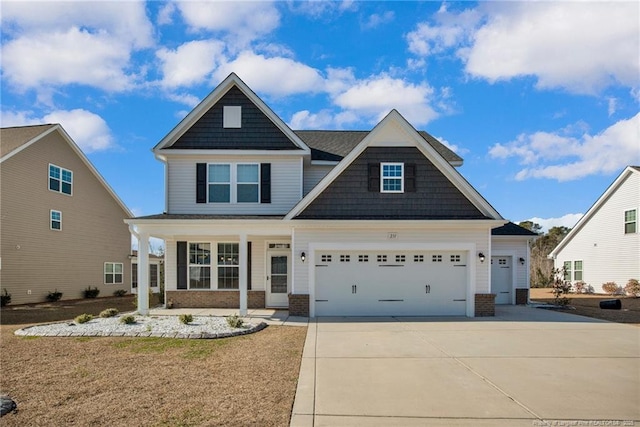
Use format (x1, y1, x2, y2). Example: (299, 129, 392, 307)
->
(321, 255, 332, 262)
(414, 255, 424, 262)
(432, 255, 442, 262)
(377, 255, 387, 263)
(340, 255, 351, 262)
(358, 255, 369, 262)
(395, 255, 406, 263)
(451, 255, 461, 263)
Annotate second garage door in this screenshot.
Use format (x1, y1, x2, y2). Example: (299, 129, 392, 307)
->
(315, 250, 467, 316)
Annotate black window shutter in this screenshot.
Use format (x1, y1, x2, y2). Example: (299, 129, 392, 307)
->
(196, 163, 207, 203)
(177, 241, 188, 289)
(368, 163, 380, 192)
(405, 163, 416, 192)
(247, 241, 252, 291)
(260, 163, 271, 203)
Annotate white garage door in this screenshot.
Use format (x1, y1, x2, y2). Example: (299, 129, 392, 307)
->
(315, 251, 467, 316)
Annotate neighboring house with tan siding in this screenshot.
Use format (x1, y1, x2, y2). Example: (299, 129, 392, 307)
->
(0, 124, 132, 304)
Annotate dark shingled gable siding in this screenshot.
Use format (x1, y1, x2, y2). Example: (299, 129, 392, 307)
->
(168, 86, 300, 150)
(296, 147, 487, 219)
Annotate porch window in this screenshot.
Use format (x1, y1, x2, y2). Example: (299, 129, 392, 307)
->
(105, 262, 123, 284)
(208, 164, 231, 203)
(217, 243, 239, 289)
(381, 163, 403, 193)
(574, 260, 583, 281)
(150, 264, 159, 287)
(625, 209, 637, 234)
(189, 243, 211, 289)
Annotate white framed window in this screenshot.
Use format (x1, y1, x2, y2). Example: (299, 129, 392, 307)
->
(189, 242, 211, 289)
(105, 262, 123, 284)
(208, 163, 259, 204)
(237, 164, 259, 203)
(223, 106, 242, 128)
(381, 162, 404, 193)
(150, 264, 159, 287)
(624, 209, 637, 234)
(49, 164, 73, 195)
(563, 261, 572, 281)
(208, 164, 231, 203)
(574, 260, 583, 281)
(217, 243, 239, 289)
(50, 210, 62, 230)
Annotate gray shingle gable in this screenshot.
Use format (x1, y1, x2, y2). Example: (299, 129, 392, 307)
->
(166, 86, 301, 150)
(295, 147, 487, 220)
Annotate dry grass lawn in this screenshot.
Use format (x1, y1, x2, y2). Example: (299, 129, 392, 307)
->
(530, 287, 640, 326)
(0, 297, 307, 427)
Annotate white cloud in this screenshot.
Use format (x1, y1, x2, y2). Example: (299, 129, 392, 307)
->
(289, 110, 334, 129)
(333, 75, 438, 126)
(435, 136, 469, 156)
(156, 40, 225, 88)
(287, 1, 358, 18)
(361, 11, 394, 30)
(157, 3, 176, 26)
(522, 214, 584, 233)
(489, 113, 640, 181)
(214, 51, 325, 97)
(607, 98, 618, 117)
(1, 108, 114, 153)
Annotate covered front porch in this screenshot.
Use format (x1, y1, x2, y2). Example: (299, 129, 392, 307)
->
(126, 217, 300, 316)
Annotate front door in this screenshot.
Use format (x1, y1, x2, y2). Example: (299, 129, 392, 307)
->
(266, 252, 290, 307)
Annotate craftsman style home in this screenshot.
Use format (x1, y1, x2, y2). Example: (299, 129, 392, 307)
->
(0, 124, 132, 304)
(550, 166, 639, 292)
(127, 73, 535, 317)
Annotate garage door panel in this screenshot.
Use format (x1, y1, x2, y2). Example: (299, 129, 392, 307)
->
(315, 251, 467, 316)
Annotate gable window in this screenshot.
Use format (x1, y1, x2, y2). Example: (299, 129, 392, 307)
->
(574, 261, 583, 281)
(208, 164, 231, 203)
(381, 163, 404, 193)
(49, 164, 73, 195)
(105, 262, 123, 284)
(217, 243, 239, 289)
(50, 210, 62, 230)
(625, 209, 637, 234)
(189, 243, 211, 289)
(237, 164, 259, 203)
(223, 106, 242, 128)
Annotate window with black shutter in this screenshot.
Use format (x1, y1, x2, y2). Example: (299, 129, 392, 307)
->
(260, 163, 271, 203)
(196, 163, 207, 203)
(405, 163, 416, 192)
(368, 163, 380, 192)
(177, 241, 188, 289)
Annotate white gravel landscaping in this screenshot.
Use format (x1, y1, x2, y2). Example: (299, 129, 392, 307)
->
(14, 314, 266, 339)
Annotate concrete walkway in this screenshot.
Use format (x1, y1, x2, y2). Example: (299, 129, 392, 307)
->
(290, 306, 640, 426)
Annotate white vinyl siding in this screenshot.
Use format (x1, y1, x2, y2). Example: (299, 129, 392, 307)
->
(553, 171, 639, 291)
(167, 156, 302, 214)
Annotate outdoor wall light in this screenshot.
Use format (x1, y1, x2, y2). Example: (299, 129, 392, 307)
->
(478, 252, 485, 263)
(301, 252, 306, 263)
(519, 257, 525, 265)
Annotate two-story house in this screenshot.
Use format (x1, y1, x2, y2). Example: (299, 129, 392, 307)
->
(127, 73, 535, 317)
(550, 166, 639, 292)
(0, 124, 132, 304)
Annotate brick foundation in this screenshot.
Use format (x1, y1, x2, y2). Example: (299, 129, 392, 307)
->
(515, 288, 529, 305)
(288, 294, 310, 317)
(166, 290, 265, 309)
(475, 293, 496, 317)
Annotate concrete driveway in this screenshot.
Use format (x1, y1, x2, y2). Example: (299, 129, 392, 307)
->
(290, 306, 639, 426)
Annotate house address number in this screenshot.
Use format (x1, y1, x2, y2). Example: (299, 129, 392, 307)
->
(387, 232, 398, 239)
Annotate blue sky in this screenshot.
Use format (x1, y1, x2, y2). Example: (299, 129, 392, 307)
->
(2, 1, 639, 233)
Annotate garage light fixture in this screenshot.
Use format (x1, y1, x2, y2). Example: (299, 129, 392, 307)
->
(519, 257, 525, 265)
(301, 252, 306, 263)
(478, 252, 485, 263)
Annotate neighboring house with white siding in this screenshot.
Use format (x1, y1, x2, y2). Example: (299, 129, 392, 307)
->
(126, 73, 536, 317)
(549, 166, 639, 293)
(0, 124, 132, 304)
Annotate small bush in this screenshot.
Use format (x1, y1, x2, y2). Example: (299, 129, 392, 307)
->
(624, 279, 640, 297)
(75, 313, 94, 324)
(120, 314, 136, 325)
(602, 282, 619, 296)
(1, 289, 11, 307)
(226, 314, 244, 328)
(46, 289, 63, 302)
(179, 314, 193, 325)
(551, 268, 571, 306)
(113, 289, 127, 297)
(99, 308, 119, 318)
(573, 281, 586, 294)
(83, 286, 100, 299)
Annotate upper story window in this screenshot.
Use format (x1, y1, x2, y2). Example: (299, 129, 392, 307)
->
(223, 106, 242, 128)
(49, 164, 73, 195)
(381, 163, 404, 193)
(50, 210, 62, 230)
(624, 209, 637, 234)
(208, 163, 259, 204)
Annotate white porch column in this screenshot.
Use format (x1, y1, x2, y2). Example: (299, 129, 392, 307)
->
(137, 233, 150, 316)
(239, 234, 248, 316)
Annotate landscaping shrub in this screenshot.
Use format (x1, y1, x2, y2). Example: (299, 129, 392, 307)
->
(75, 313, 94, 324)
(1, 289, 11, 307)
(602, 282, 619, 296)
(624, 279, 640, 297)
(551, 267, 571, 306)
(574, 281, 586, 294)
(113, 289, 127, 297)
(46, 289, 63, 302)
(226, 314, 244, 328)
(179, 314, 193, 325)
(99, 308, 119, 318)
(83, 286, 100, 299)
(120, 315, 136, 324)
